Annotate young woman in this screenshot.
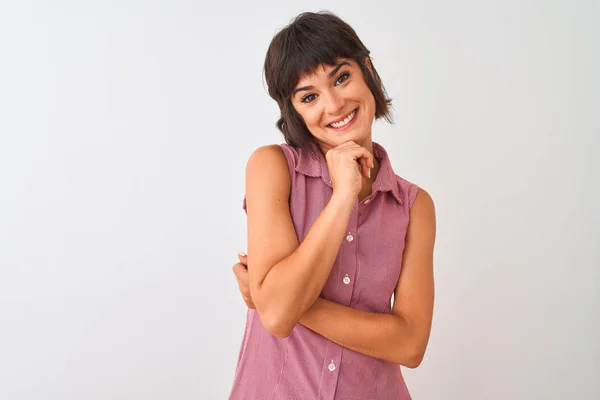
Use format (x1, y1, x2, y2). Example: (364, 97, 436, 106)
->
(229, 11, 436, 400)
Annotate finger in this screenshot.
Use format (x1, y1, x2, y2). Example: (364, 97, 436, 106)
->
(237, 251, 248, 266)
(326, 141, 357, 160)
(233, 263, 248, 279)
(242, 295, 255, 308)
(358, 157, 369, 179)
(232, 262, 244, 275)
(242, 292, 254, 302)
(337, 140, 358, 148)
(363, 149, 374, 169)
(357, 157, 366, 179)
(232, 263, 249, 285)
(349, 147, 373, 170)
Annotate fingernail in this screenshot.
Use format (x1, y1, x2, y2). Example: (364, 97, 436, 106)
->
(238, 251, 247, 256)
(368, 168, 371, 178)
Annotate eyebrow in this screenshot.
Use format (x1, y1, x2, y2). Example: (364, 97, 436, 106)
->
(292, 61, 351, 98)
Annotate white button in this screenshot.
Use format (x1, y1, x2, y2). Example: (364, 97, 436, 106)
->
(328, 360, 336, 371)
(346, 233, 354, 242)
(364, 199, 371, 204)
(343, 274, 350, 285)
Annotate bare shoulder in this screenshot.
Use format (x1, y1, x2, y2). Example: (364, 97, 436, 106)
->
(246, 145, 288, 179)
(408, 187, 436, 241)
(412, 187, 435, 215)
(247, 144, 286, 163)
(245, 144, 291, 211)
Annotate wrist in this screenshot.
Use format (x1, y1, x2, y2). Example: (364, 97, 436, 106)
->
(330, 190, 356, 208)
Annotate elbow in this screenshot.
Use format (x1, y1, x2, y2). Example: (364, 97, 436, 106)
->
(394, 322, 429, 368)
(267, 322, 293, 339)
(254, 302, 296, 338)
(252, 285, 305, 338)
(402, 350, 425, 369)
(262, 312, 294, 338)
(396, 343, 426, 369)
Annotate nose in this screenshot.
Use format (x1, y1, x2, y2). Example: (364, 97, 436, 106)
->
(323, 90, 345, 116)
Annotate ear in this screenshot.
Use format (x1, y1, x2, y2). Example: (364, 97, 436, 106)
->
(364, 56, 375, 77)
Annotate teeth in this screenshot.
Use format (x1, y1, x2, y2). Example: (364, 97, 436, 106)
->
(330, 109, 356, 128)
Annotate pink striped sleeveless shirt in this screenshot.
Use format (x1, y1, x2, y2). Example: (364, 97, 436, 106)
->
(229, 141, 419, 400)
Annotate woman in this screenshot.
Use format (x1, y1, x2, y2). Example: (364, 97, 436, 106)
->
(229, 11, 436, 400)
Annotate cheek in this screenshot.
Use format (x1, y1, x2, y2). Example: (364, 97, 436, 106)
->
(362, 86, 375, 104)
(352, 82, 374, 108)
(362, 89, 376, 115)
(301, 108, 322, 127)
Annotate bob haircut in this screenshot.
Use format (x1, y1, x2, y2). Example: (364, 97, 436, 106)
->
(263, 11, 393, 157)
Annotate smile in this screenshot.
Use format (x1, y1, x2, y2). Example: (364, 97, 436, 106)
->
(328, 108, 358, 130)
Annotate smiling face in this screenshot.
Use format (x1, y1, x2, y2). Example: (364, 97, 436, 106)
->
(290, 58, 376, 153)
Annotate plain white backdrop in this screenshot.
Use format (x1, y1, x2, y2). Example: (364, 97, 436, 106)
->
(1, 1, 598, 399)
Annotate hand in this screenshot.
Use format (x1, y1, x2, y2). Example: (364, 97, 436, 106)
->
(325, 141, 374, 198)
(232, 251, 255, 309)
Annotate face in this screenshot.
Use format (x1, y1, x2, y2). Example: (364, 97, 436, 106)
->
(291, 58, 376, 153)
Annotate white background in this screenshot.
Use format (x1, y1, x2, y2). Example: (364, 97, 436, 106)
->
(1, 1, 598, 399)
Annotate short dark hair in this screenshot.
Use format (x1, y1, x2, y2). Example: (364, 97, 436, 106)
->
(263, 11, 393, 157)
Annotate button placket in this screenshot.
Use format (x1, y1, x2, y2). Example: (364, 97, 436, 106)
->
(319, 344, 343, 400)
(328, 360, 336, 371)
(339, 204, 359, 308)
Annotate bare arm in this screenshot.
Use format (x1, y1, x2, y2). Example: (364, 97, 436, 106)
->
(245, 145, 359, 338)
(299, 188, 436, 367)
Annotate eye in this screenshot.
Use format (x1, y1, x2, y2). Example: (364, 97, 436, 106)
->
(301, 93, 317, 104)
(299, 72, 350, 104)
(335, 72, 350, 85)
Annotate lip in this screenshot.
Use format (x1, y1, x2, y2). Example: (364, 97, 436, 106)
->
(327, 108, 359, 132)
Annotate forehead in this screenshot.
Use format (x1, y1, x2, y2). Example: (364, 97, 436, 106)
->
(295, 58, 356, 85)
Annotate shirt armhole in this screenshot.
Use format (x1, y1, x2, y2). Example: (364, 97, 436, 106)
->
(407, 183, 420, 210)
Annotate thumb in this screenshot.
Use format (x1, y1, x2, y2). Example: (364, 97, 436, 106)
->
(237, 251, 248, 266)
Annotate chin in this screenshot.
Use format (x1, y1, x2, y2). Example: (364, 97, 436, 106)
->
(343, 126, 370, 143)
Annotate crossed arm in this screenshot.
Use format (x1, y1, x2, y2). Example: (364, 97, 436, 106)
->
(233, 187, 436, 368)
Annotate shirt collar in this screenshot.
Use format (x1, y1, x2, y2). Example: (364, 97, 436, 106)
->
(295, 141, 403, 205)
